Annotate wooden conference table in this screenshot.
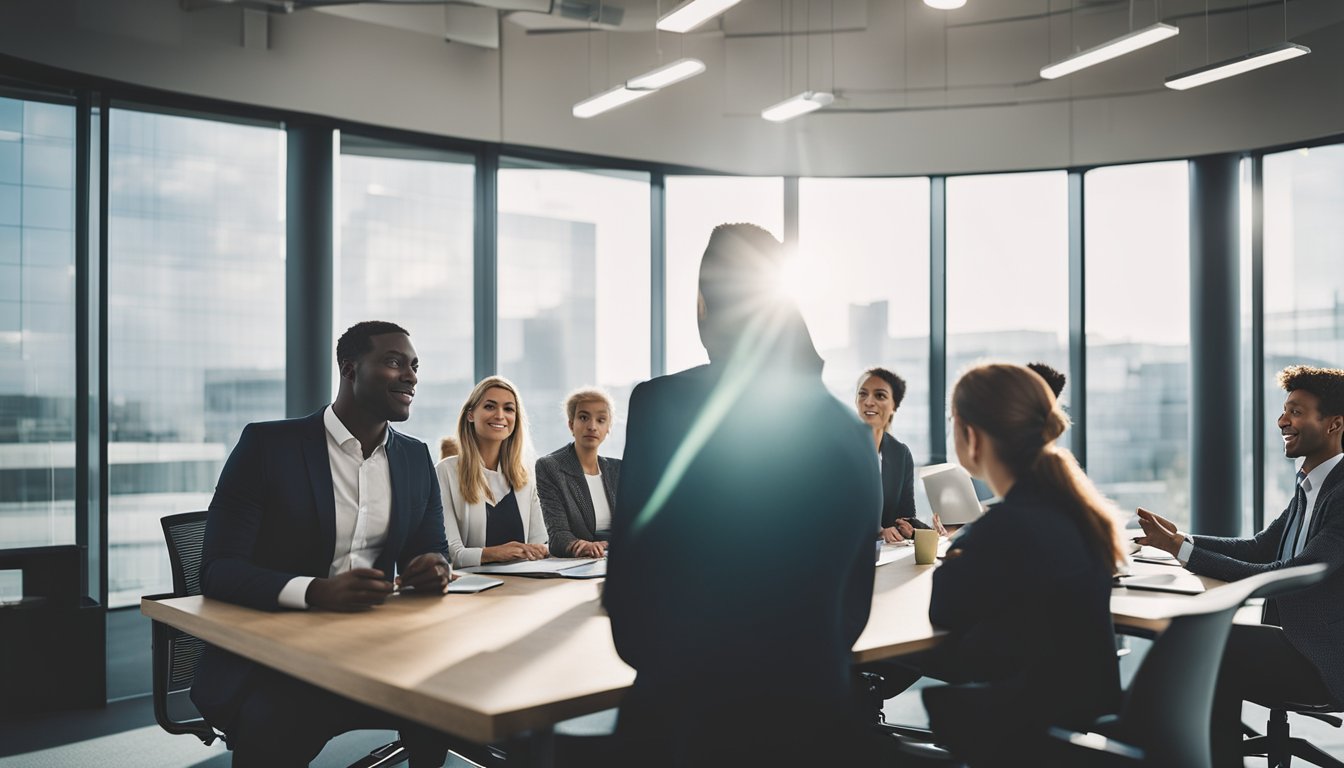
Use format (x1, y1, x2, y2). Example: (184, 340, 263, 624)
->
(141, 548, 1226, 757)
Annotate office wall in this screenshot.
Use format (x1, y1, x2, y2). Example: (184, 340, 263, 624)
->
(1, 0, 1342, 175)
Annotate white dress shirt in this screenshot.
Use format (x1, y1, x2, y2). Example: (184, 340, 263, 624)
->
(277, 406, 393, 609)
(586, 471, 612, 533)
(1177, 451, 1344, 564)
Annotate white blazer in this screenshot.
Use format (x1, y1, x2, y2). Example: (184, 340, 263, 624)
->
(435, 455, 548, 568)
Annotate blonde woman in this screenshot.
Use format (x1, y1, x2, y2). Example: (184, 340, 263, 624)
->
(535, 387, 622, 558)
(436, 376, 548, 568)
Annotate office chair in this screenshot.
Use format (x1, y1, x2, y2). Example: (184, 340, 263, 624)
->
(147, 511, 410, 768)
(1037, 563, 1331, 768)
(1242, 699, 1344, 768)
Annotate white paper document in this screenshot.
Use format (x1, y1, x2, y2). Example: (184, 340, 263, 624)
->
(461, 557, 601, 577)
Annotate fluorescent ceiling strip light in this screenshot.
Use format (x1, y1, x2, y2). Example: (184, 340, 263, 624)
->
(656, 0, 742, 33)
(572, 85, 653, 118)
(1040, 22, 1179, 79)
(1165, 42, 1310, 90)
(923, 0, 966, 9)
(761, 91, 834, 123)
(626, 58, 707, 90)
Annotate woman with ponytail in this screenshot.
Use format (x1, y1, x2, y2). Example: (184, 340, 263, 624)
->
(920, 363, 1124, 765)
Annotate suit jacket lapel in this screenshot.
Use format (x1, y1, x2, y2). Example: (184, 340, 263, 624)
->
(382, 430, 409, 574)
(302, 411, 338, 572)
(879, 435, 898, 520)
(559, 443, 597, 533)
(1306, 460, 1344, 540)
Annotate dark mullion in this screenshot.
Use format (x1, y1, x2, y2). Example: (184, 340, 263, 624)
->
(1068, 171, 1087, 469)
(1251, 155, 1266, 533)
(930, 177, 948, 464)
(475, 146, 499, 380)
(650, 172, 666, 378)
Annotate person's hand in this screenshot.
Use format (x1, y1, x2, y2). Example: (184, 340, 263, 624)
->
(894, 519, 916, 539)
(570, 540, 607, 558)
(1134, 507, 1185, 557)
(880, 526, 906, 544)
(932, 513, 948, 537)
(306, 568, 393, 611)
(482, 542, 549, 562)
(396, 553, 455, 595)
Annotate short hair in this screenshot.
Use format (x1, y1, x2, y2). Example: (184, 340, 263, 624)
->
(564, 387, 615, 422)
(858, 367, 907, 411)
(336, 321, 409, 366)
(1278, 365, 1344, 417)
(697, 223, 784, 314)
(1026, 362, 1066, 399)
(439, 436, 459, 461)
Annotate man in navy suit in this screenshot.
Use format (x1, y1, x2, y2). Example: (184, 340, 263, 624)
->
(604, 224, 880, 766)
(1138, 365, 1344, 767)
(192, 321, 455, 767)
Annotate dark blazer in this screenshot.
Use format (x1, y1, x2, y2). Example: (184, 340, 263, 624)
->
(191, 409, 449, 731)
(535, 442, 621, 556)
(604, 357, 880, 743)
(879, 432, 926, 529)
(1186, 458, 1344, 705)
(928, 479, 1121, 732)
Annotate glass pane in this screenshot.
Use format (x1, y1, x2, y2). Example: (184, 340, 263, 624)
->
(108, 109, 286, 607)
(798, 177, 932, 464)
(946, 171, 1069, 445)
(0, 97, 77, 553)
(665, 177, 784, 374)
(497, 166, 650, 458)
(1264, 143, 1344, 522)
(336, 142, 474, 454)
(1085, 161, 1191, 529)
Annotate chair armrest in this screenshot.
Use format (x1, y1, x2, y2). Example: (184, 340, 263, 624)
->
(1046, 727, 1145, 766)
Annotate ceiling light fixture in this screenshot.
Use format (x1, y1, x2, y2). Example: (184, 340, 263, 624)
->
(923, 0, 966, 9)
(656, 0, 742, 33)
(626, 57, 707, 89)
(761, 91, 834, 122)
(572, 85, 654, 118)
(1164, 41, 1309, 90)
(572, 58, 707, 118)
(1040, 22, 1179, 79)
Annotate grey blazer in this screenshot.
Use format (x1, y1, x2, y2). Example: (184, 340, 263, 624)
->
(1186, 459, 1344, 706)
(535, 442, 621, 557)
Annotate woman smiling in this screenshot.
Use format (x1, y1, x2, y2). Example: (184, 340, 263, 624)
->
(436, 376, 549, 568)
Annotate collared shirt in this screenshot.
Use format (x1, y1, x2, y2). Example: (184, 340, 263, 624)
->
(1177, 451, 1344, 564)
(277, 406, 393, 609)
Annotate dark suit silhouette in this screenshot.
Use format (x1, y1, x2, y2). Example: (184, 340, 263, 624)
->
(604, 325, 881, 766)
(192, 409, 450, 764)
(922, 478, 1121, 764)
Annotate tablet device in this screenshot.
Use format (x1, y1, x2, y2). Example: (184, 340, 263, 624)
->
(919, 463, 985, 526)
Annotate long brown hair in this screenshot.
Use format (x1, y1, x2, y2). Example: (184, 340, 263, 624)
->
(952, 363, 1124, 571)
(456, 376, 529, 505)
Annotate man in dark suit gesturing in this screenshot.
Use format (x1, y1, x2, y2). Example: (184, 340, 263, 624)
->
(604, 224, 881, 766)
(192, 321, 455, 767)
(1137, 365, 1344, 767)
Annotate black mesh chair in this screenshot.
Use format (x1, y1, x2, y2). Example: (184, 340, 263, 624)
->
(147, 511, 409, 768)
(1242, 700, 1344, 768)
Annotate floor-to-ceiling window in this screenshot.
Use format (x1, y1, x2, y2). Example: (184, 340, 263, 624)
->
(0, 95, 77, 565)
(1263, 142, 1344, 521)
(797, 177, 931, 463)
(336, 136, 474, 454)
(497, 163, 650, 457)
(106, 108, 285, 606)
(664, 177, 783, 374)
(946, 171, 1069, 443)
(1084, 161, 1191, 528)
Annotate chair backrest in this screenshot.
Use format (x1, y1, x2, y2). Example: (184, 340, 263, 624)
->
(1115, 563, 1328, 768)
(151, 510, 219, 745)
(161, 511, 208, 597)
